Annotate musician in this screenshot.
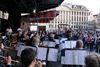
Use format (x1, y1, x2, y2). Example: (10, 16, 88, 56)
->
(40, 31, 49, 41)
(6, 27, 13, 38)
(72, 40, 84, 67)
(23, 31, 30, 45)
(64, 30, 73, 40)
(21, 48, 42, 67)
(62, 40, 84, 67)
(7, 42, 18, 61)
(85, 53, 100, 67)
(5, 27, 12, 45)
(4, 56, 12, 67)
(4, 48, 42, 67)
(6, 34, 18, 61)
(17, 28, 23, 42)
(0, 42, 8, 64)
(30, 35, 40, 47)
(48, 33, 55, 41)
(46, 33, 60, 67)
(75, 40, 84, 49)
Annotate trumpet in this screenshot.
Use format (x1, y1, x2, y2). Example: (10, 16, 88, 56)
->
(0, 55, 19, 63)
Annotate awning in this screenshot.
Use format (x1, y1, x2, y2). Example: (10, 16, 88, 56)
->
(29, 10, 59, 23)
(36, 0, 64, 11)
(0, 0, 64, 13)
(0, 0, 63, 32)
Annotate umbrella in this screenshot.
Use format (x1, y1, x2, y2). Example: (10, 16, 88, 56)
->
(22, 10, 59, 23)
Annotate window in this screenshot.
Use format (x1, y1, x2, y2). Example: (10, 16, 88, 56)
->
(77, 12, 79, 15)
(77, 23, 78, 25)
(49, 25, 51, 28)
(79, 12, 81, 15)
(74, 17, 76, 21)
(72, 16, 73, 21)
(74, 26, 76, 28)
(72, 26, 73, 28)
(84, 12, 86, 16)
(74, 22, 76, 24)
(82, 12, 84, 16)
(72, 11, 73, 15)
(76, 26, 78, 28)
(52, 25, 53, 27)
(77, 17, 78, 21)
(74, 12, 76, 15)
(84, 17, 85, 21)
(55, 25, 56, 28)
(82, 17, 84, 21)
(79, 17, 81, 21)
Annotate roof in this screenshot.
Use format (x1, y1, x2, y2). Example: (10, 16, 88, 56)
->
(62, 3, 89, 11)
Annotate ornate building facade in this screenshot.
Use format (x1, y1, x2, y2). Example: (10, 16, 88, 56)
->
(47, 3, 91, 31)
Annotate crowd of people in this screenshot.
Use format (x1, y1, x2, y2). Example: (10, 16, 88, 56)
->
(0, 27, 99, 67)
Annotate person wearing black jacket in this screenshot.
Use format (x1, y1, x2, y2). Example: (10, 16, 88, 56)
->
(5, 48, 42, 67)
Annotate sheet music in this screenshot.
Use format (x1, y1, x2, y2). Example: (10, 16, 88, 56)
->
(17, 46, 36, 57)
(17, 45, 25, 57)
(65, 50, 74, 65)
(54, 39, 60, 44)
(43, 41, 49, 46)
(37, 47, 47, 60)
(64, 41, 71, 48)
(59, 41, 76, 50)
(73, 50, 79, 65)
(48, 48, 58, 62)
(61, 50, 87, 65)
(61, 38, 68, 41)
(17, 45, 47, 60)
(77, 50, 87, 65)
(48, 41, 56, 47)
(64, 41, 76, 48)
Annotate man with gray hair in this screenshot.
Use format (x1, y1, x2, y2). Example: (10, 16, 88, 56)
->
(75, 40, 83, 49)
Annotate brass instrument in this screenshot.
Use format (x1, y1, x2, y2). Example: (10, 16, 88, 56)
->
(0, 55, 19, 63)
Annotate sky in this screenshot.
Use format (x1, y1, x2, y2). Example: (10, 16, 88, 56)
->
(63, 0, 100, 14)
